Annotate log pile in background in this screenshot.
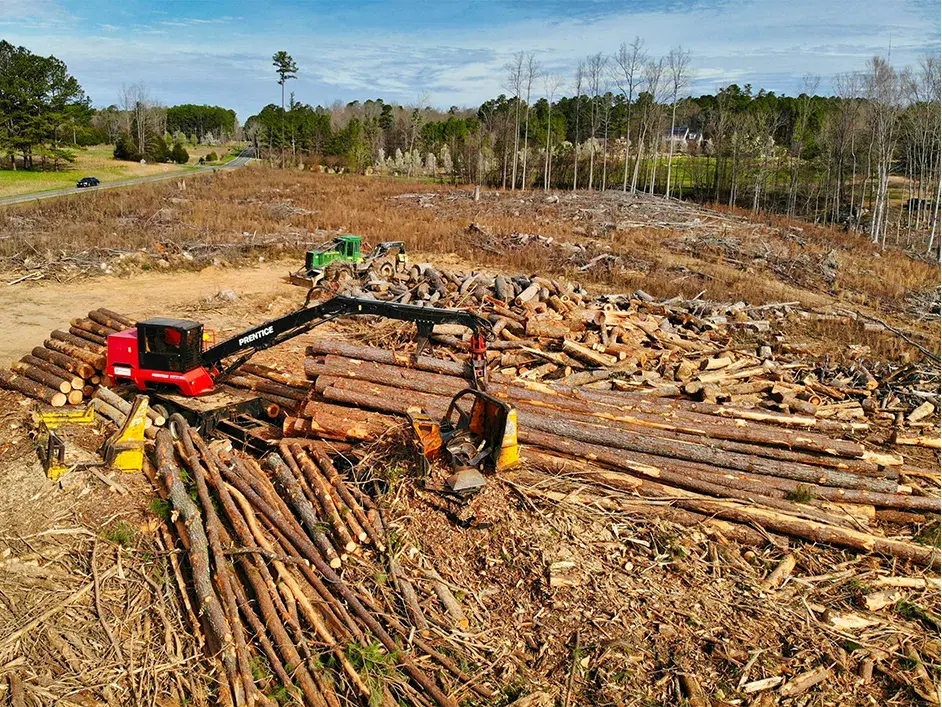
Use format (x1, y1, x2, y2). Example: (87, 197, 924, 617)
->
(334, 265, 939, 446)
(288, 339, 940, 569)
(0, 309, 132, 408)
(150, 418, 491, 707)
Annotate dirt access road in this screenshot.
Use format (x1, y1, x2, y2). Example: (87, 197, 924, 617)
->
(0, 259, 302, 366)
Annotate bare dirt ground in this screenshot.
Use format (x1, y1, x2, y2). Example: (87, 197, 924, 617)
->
(0, 259, 300, 367)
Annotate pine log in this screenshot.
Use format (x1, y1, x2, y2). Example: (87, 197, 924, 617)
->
(221, 453, 457, 706)
(93, 308, 134, 328)
(319, 374, 893, 496)
(67, 390, 83, 405)
(306, 339, 470, 378)
(277, 438, 355, 456)
(71, 317, 116, 338)
(510, 468, 776, 547)
(285, 401, 399, 442)
(493, 275, 514, 303)
(313, 380, 935, 513)
(95, 386, 164, 426)
(44, 339, 106, 370)
(175, 422, 245, 702)
(0, 370, 66, 406)
(91, 398, 126, 427)
(525, 318, 577, 339)
(504, 397, 898, 493)
(263, 454, 345, 566)
(67, 326, 108, 347)
(19, 355, 83, 390)
(31, 346, 95, 379)
(511, 379, 871, 457)
(562, 339, 616, 368)
(314, 363, 877, 472)
(893, 435, 941, 449)
(10, 362, 72, 394)
(257, 392, 300, 413)
(225, 374, 306, 401)
(283, 448, 358, 553)
(308, 446, 385, 551)
(389, 558, 429, 632)
(284, 447, 368, 547)
(193, 434, 359, 643)
(239, 363, 309, 389)
(152, 430, 234, 667)
(51, 329, 105, 354)
(308, 350, 888, 477)
(516, 282, 540, 304)
(677, 498, 939, 568)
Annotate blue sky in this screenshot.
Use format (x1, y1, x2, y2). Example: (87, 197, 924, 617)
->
(1, 0, 938, 121)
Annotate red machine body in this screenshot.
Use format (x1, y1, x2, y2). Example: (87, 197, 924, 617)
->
(106, 323, 216, 397)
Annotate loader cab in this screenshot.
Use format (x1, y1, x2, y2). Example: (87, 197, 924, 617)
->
(305, 235, 363, 270)
(335, 235, 362, 261)
(138, 318, 204, 373)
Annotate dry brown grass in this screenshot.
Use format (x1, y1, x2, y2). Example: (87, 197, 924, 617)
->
(1, 165, 937, 335)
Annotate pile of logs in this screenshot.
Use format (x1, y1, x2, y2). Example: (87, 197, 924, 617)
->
(150, 417, 487, 707)
(224, 362, 309, 419)
(0, 309, 133, 408)
(336, 265, 939, 445)
(287, 339, 940, 568)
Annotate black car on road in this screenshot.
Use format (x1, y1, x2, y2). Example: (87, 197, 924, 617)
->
(76, 176, 100, 188)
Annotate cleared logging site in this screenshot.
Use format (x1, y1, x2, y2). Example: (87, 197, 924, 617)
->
(0, 167, 939, 706)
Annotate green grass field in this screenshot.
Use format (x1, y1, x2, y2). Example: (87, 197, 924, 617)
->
(0, 144, 237, 199)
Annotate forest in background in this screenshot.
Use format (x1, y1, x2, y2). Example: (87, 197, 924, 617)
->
(245, 47, 941, 256)
(2, 37, 939, 256)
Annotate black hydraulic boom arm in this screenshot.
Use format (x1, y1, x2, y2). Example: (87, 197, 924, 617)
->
(200, 294, 493, 380)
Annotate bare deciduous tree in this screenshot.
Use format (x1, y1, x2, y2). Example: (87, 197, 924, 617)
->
(864, 56, 904, 247)
(665, 46, 691, 197)
(572, 61, 584, 191)
(503, 53, 525, 190)
(543, 72, 562, 191)
(632, 58, 664, 194)
(585, 52, 606, 190)
(613, 37, 647, 192)
(519, 52, 540, 189)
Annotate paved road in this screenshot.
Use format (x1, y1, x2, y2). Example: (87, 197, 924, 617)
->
(0, 147, 256, 207)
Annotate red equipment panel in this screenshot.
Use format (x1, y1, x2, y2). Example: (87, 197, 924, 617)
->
(106, 329, 216, 396)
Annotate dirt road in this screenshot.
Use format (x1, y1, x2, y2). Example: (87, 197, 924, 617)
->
(0, 259, 301, 366)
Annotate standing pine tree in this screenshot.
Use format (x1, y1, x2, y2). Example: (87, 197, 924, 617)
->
(272, 50, 298, 168)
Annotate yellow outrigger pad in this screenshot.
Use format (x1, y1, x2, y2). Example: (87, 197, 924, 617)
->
(102, 396, 149, 473)
(33, 404, 96, 430)
(34, 404, 98, 481)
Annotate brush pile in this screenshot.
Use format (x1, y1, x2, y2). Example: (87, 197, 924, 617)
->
(0, 309, 133, 407)
(150, 418, 491, 707)
(335, 264, 939, 444)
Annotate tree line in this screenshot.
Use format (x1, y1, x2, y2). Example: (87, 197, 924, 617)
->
(249, 47, 940, 255)
(0, 41, 239, 169)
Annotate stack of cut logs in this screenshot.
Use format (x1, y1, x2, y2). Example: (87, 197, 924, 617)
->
(337, 265, 938, 442)
(224, 363, 309, 418)
(0, 309, 133, 407)
(150, 417, 486, 707)
(285, 339, 939, 569)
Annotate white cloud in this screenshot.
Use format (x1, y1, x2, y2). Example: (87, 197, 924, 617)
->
(0, 0, 936, 117)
